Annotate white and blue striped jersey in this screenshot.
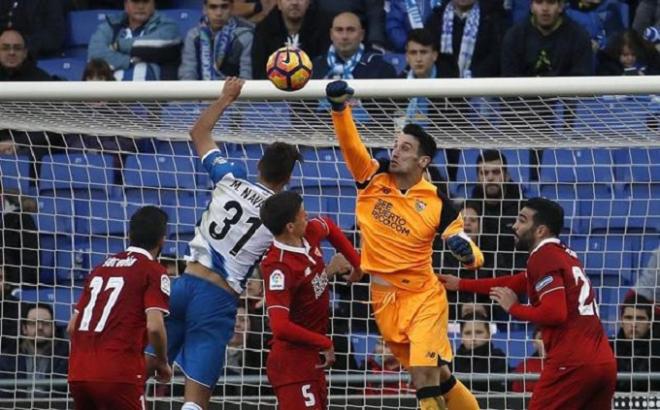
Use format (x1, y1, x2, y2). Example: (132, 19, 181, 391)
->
(186, 149, 274, 294)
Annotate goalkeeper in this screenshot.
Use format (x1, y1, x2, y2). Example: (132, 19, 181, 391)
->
(327, 80, 483, 410)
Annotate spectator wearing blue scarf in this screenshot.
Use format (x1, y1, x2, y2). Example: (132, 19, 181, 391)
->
(312, 12, 396, 80)
(179, 0, 254, 80)
(386, 0, 441, 52)
(426, 0, 503, 78)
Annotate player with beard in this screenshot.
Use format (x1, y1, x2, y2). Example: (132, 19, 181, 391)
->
(440, 197, 616, 410)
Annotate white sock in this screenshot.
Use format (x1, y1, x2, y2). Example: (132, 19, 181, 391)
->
(181, 402, 203, 410)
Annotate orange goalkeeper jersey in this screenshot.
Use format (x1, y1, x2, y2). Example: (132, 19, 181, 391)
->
(332, 107, 484, 292)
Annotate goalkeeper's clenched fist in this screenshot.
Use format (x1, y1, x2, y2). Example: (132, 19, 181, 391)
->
(325, 80, 354, 111)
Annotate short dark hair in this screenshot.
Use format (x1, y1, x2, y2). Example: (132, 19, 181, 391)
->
(459, 312, 490, 332)
(258, 142, 302, 186)
(620, 293, 653, 318)
(476, 150, 509, 167)
(129, 206, 168, 250)
(402, 123, 437, 159)
(260, 191, 303, 236)
(22, 303, 53, 321)
(523, 197, 564, 237)
(82, 59, 115, 81)
(463, 200, 483, 216)
(406, 28, 438, 51)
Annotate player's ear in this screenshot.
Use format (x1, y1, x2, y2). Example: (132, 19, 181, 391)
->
(419, 155, 431, 169)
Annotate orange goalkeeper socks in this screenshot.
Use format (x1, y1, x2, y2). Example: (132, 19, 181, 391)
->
(443, 377, 480, 410)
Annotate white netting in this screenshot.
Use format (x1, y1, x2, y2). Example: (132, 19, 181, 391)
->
(0, 78, 658, 409)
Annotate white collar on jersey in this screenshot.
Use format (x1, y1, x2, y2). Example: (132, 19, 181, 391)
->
(273, 238, 311, 255)
(529, 237, 561, 257)
(126, 246, 154, 260)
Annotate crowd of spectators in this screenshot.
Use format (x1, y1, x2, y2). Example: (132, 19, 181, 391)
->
(0, 0, 659, 404)
(0, 0, 659, 82)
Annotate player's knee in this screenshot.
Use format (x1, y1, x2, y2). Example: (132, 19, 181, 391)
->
(181, 402, 203, 410)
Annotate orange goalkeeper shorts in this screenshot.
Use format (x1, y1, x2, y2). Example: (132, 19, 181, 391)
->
(370, 276, 452, 368)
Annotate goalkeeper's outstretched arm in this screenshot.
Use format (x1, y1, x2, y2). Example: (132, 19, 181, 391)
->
(189, 77, 244, 159)
(326, 80, 380, 183)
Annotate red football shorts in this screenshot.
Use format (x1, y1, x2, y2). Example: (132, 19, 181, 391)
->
(273, 377, 328, 410)
(530, 361, 617, 410)
(69, 381, 145, 410)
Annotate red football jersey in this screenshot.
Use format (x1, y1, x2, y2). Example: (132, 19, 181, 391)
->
(261, 218, 333, 385)
(68, 247, 170, 385)
(526, 238, 614, 366)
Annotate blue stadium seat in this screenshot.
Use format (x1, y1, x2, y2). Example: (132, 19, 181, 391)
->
(492, 330, 535, 369)
(167, 193, 201, 236)
(612, 148, 660, 183)
(540, 184, 583, 233)
(0, 155, 32, 195)
(73, 236, 126, 275)
(540, 149, 576, 183)
(39, 153, 115, 194)
(124, 153, 196, 206)
(382, 53, 407, 75)
(65, 9, 116, 56)
(573, 148, 614, 184)
(325, 185, 358, 229)
(574, 96, 651, 132)
(583, 234, 635, 284)
(74, 193, 127, 236)
(37, 57, 86, 81)
(36, 196, 75, 235)
(611, 183, 660, 232)
(350, 332, 381, 368)
(56, 243, 88, 283)
(160, 9, 202, 37)
(240, 102, 291, 131)
(16, 287, 83, 326)
(512, 0, 531, 23)
(637, 234, 659, 271)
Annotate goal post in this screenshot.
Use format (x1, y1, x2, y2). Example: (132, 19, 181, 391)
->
(0, 77, 658, 410)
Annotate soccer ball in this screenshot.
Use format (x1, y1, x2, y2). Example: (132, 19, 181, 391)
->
(266, 47, 313, 92)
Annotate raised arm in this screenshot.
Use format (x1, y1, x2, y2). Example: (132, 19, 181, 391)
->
(189, 77, 244, 158)
(326, 81, 380, 183)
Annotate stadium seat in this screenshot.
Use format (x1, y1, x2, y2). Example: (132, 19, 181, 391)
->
(491, 329, 535, 369)
(573, 96, 651, 133)
(38, 234, 73, 285)
(160, 9, 202, 37)
(124, 153, 196, 206)
(610, 183, 660, 232)
(633, 233, 660, 271)
(612, 148, 660, 183)
(74, 193, 127, 236)
(65, 9, 117, 56)
(583, 234, 635, 284)
(540, 184, 583, 233)
(240, 102, 291, 132)
(382, 53, 407, 75)
(512, 0, 531, 23)
(39, 153, 115, 194)
(35, 196, 75, 235)
(37, 57, 86, 81)
(350, 332, 381, 368)
(539, 149, 576, 183)
(15, 286, 83, 326)
(0, 155, 32, 195)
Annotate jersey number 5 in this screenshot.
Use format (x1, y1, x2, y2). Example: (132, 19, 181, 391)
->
(572, 266, 599, 317)
(209, 200, 262, 256)
(78, 277, 125, 332)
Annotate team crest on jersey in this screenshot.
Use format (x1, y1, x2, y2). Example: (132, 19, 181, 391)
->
(269, 270, 285, 291)
(534, 275, 554, 292)
(415, 200, 427, 212)
(161, 275, 171, 296)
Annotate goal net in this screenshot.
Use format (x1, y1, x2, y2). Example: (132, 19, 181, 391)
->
(0, 77, 658, 410)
